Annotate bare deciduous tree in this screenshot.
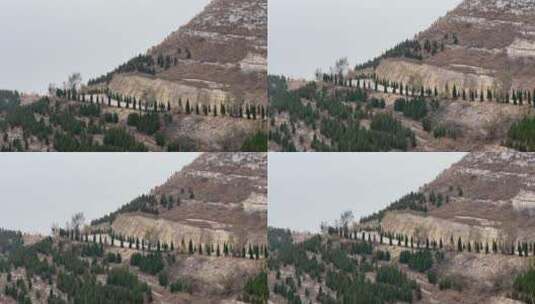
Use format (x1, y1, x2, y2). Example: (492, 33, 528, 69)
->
(50, 222, 60, 235)
(70, 212, 85, 231)
(333, 57, 349, 77)
(339, 210, 354, 229)
(315, 68, 324, 82)
(65, 73, 82, 90)
(48, 83, 57, 96)
(320, 221, 329, 233)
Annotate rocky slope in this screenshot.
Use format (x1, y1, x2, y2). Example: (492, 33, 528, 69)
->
(378, 152, 535, 246)
(96, 0, 267, 108)
(369, 0, 535, 94)
(106, 152, 267, 251)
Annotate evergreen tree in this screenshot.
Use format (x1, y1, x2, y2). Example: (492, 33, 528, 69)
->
(185, 100, 191, 114)
(224, 243, 229, 256)
(189, 240, 194, 254)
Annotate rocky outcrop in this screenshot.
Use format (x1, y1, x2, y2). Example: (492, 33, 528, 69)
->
(512, 190, 535, 215)
(381, 212, 500, 244)
(375, 58, 496, 93)
(108, 74, 230, 108)
(112, 213, 232, 246)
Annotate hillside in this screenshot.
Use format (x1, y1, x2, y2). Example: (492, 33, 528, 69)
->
(92, 152, 267, 250)
(327, 0, 535, 151)
(83, 0, 268, 151)
(381, 152, 535, 243)
(0, 94, 176, 152)
(360, 0, 535, 94)
(349, 151, 535, 303)
(269, 152, 535, 304)
(268, 76, 418, 152)
(91, 0, 267, 106)
(0, 153, 268, 304)
(269, 225, 530, 304)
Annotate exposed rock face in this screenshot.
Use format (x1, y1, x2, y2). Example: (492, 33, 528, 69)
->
(512, 190, 535, 215)
(381, 212, 500, 244)
(108, 74, 229, 106)
(104, 0, 267, 108)
(373, 0, 535, 92)
(110, 153, 267, 248)
(381, 152, 535, 244)
(111, 213, 234, 246)
(375, 58, 496, 93)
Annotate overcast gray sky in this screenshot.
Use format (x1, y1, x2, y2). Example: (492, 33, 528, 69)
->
(269, 0, 462, 79)
(268, 153, 467, 233)
(0, 0, 210, 94)
(0, 153, 199, 235)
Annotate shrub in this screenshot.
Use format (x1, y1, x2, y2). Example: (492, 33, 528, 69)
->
(399, 250, 433, 272)
(427, 271, 438, 285)
(155, 132, 166, 147)
(507, 117, 535, 151)
(513, 268, 535, 303)
(170, 278, 192, 294)
(375, 250, 391, 261)
(158, 271, 169, 287)
(439, 276, 463, 291)
(167, 136, 197, 152)
(130, 253, 164, 275)
(103, 112, 119, 124)
(242, 272, 268, 304)
(241, 131, 268, 152)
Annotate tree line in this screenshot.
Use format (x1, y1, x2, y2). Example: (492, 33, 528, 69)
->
(349, 74, 535, 108)
(57, 88, 267, 120)
(330, 227, 535, 258)
(58, 228, 268, 260)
